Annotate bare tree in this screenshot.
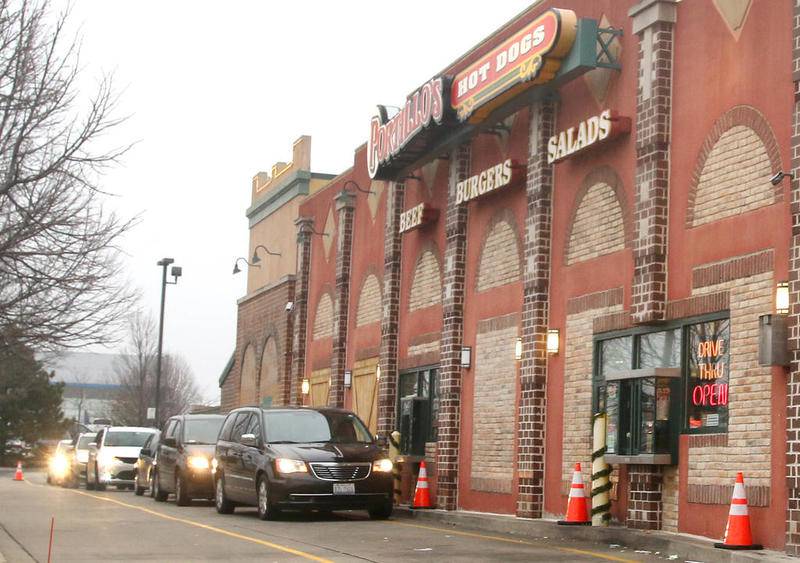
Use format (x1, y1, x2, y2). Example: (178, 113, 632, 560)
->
(0, 0, 136, 352)
(111, 312, 199, 427)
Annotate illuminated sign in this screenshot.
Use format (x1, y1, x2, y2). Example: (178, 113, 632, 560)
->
(398, 203, 438, 234)
(689, 335, 729, 413)
(455, 159, 523, 205)
(367, 78, 445, 179)
(547, 110, 630, 164)
(451, 8, 577, 122)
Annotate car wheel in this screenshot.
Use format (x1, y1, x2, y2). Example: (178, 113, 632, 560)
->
(175, 471, 190, 506)
(134, 470, 145, 496)
(148, 470, 155, 498)
(46, 475, 52, 485)
(215, 475, 235, 515)
(95, 466, 106, 491)
(85, 467, 95, 490)
(368, 500, 393, 520)
(153, 471, 168, 502)
(256, 475, 279, 521)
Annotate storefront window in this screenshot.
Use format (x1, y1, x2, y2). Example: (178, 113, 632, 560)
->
(396, 366, 438, 455)
(686, 319, 730, 433)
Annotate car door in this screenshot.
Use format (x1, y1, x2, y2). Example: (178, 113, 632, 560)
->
(240, 413, 263, 504)
(159, 419, 179, 491)
(226, 412, 252, 501)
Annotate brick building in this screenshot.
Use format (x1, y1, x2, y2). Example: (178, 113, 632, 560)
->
(222, 0, 800, 554)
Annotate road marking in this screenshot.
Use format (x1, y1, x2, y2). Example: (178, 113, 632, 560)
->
(58, 486, 332, 563)
(390, 521, 638, 562)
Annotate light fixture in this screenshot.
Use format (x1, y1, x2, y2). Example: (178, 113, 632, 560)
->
(251, 244, 281, 264)
(232, 257, 260, 275)
(344, 370, 352, 387)
(770, 170, 795, 186)
(301, 378, 310, 395)
(776, 281, 790, 315)
(546, 329, 560, 355)
(460, 345, 472, 369)
(375, 364, 381, 382)
(515, 337, 523, 361)
(342, 179, 374, 195)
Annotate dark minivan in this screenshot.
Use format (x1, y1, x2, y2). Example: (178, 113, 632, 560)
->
(213, 407, 393, 520)
(153, 414, 225, 505)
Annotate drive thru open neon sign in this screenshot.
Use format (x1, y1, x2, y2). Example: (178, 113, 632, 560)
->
(691, 339, 728, 407)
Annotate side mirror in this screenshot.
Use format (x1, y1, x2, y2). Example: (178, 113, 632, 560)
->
(240, 433, 257, 447)
(375, 435, 388, 448)
(163, 437, 176, 448)
(140, 448, 151, 457)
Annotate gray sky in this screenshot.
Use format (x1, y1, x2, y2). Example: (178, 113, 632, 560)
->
(68, 1, 534, 402)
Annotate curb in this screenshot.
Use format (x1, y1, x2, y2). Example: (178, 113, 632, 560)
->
(394, 506, 791, 562)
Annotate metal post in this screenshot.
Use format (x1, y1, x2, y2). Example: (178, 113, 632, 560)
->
(154, 258, 174, 426)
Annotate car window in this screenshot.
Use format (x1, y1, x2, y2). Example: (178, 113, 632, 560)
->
(164, 420, 178, 440)
(104, 431, 154, 447)
(231, 413, 251, 443)
(77, 434, 95, 449)
(184, 418, 224, 445)
(219, 413, 238, 441)
(95, 429, 104, 445)
(142, 434, 153, 449)
(173, 422, 182, 444)
(244, 414, 261, 442)
(263, 410, 373, 444)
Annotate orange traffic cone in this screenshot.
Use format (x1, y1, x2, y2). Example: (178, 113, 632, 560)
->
(13, 461, 23, 481)
(412, 461, 432, 509)
(558, 463, 590, 525)
(714, 472, 762, 550)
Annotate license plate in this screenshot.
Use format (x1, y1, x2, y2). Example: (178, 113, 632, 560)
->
(333, 483, 355, 495)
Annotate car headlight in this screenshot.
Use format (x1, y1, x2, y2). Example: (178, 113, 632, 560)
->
(50, 455, 69, 477)
(275, 458, 307, 474)
(372, 459, 393, 473)
(98, 450, 115, 466)
(187, 456, 210, 470)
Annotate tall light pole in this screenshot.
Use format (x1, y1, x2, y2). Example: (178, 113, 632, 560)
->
(155, 258, 181, 426)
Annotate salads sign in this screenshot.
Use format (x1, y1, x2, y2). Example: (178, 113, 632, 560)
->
(451, 8, 577, 122)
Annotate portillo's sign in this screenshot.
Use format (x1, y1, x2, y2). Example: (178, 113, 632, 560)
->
(451, 8, 577, 122)
(456, 159, 523, 205)
(367, 78, 445, 179)
(547, 109, 630, 164)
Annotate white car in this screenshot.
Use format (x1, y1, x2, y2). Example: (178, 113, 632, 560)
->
(86, 426, 157, 491)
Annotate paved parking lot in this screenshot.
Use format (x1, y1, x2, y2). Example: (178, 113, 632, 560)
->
(0, 470, 658, 562)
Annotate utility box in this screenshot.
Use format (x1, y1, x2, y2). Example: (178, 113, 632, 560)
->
(759, 314, 789, 367)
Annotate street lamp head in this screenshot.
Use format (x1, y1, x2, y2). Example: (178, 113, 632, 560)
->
(232, 262, 241, 275)
(157, 257, 175, 267)
(171, 266, 182, 278)
(251, 251, 261, 265)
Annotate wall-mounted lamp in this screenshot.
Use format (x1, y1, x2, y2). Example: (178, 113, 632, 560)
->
(344, 370, 352, 388)
(770, 170, 795, 186)
(301, 378, 310, 395)
(342, 179, 374, 195)
(515, 337, 523, 361)
(232, 257, 259, 275)
(252, 244, 281, 264)
(546, 329, 560, 355)
(461, 345, 472, 369)
(777, 281, 790, 315)
(376, 364, 381, 382)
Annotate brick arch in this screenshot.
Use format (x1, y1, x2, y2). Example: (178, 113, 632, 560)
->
(258, 334, 281, 407)
(312, 288, 335, 340)
(408, 241, 443, 312)
(475, 208, 523, 292)
(564, 166, 632, 266)
(239, 343, 257, 405)
(687, 105, 783, 228)
(356, 271, 382, 327)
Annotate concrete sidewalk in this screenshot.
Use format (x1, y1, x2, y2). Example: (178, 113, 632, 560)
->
(394, 506, 791, 562)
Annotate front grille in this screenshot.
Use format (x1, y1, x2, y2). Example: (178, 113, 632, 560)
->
(115, 457, 137, 465)
(309, 463, 371, 481)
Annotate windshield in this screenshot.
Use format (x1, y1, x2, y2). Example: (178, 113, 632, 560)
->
(76, 435, 95, 449)
(104, 431, 154, 447)
(183, 418, 224, 445)
(264, 410, 373, 444)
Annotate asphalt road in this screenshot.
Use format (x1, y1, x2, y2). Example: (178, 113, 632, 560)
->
(0, 469, 660, 562)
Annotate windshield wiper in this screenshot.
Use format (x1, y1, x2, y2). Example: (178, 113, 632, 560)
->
(268, 440, 299, 444)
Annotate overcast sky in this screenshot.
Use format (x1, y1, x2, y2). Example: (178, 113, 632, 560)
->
(67, 1, 534, 402)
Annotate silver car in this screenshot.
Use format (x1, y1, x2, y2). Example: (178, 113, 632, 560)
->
(86, 426, 157, 491)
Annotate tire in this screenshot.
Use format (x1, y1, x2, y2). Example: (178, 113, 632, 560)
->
(175, 471, 190, 506)
(85, 467, 95, 490)
(153, 471, 168, 502)
(46, 475, 52, 485)
(368, 500, 393, 520)
(95, 466, 106, 491)
(148, 470, 155, 498)
(134, 471, 145, 496)
(214, 475, 235, 515)
(256, 475, 279, 521)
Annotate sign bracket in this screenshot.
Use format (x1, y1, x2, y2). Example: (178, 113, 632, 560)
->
(596, 27, 623, 70)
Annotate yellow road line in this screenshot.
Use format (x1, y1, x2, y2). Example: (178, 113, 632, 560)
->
(391, 521, 637, 562)
(48, 483, 332, 563)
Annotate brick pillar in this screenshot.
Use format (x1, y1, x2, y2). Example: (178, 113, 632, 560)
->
(629, 0, 677, 324)
(377, 182, 404, 436)
(289, 217, 313, 406)
(786, 1, 800, 554)
(516, 98, 556, 518)
(329, 190, 356, 408)
(436, 144, 470, 511)
(627, 465, 663, 530)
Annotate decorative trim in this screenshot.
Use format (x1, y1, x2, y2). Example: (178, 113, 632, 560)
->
(477, 313, 519, 334)
(567, 287, 624, 316)
(692, 250, 774, 289)
(594, 311, 633, 334)
(665, 292, 729, 320)
(688, 484, 769, 507)
(474, 208, 524, 293)
(687, 433, 728, 448)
